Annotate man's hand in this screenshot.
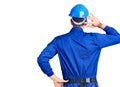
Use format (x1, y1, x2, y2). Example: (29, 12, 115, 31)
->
(85, 13, 106, 29)
(50, 75, 69, 87)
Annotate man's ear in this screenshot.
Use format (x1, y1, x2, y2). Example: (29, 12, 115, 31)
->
(70, 19, 73, 26)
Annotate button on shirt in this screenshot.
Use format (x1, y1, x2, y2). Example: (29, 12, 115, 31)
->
(37, 26, 120, 80)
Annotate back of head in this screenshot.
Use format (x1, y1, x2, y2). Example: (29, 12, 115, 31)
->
(69, 4, 89, 26)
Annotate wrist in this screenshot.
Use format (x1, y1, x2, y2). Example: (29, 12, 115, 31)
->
(50, 74, 57, 81)
(97, 22, 106, 29)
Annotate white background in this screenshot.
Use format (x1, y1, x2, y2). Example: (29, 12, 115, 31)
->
(0, 0, 120, 87)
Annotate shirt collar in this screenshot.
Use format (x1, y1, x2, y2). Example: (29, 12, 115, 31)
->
(70, 26, 84, 34)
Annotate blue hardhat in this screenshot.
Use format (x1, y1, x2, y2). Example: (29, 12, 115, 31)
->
(69, 4, 89, 18)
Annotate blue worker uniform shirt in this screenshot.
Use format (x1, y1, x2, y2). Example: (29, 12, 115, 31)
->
(37, 26, 120, 87)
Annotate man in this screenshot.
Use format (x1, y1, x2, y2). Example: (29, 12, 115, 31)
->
(37, 4, 120, 87)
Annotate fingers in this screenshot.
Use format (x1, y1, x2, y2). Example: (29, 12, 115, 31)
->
(84, 22, 95, 28)
(87, 13, 94, 21)
(58, 79, 69, 83)
(62, 80, 69, 83)
(51, 75, 68, 87)
(89, 13, 96, 18)
(89, 13, 95, 17)
(53, 79, 69, 87)
(87, 13, 96, 21)
(86, 13, 101, 28)
(84, 21, 91, 25)
(53, 78, 69, 83)
(54, 82, 63, 87)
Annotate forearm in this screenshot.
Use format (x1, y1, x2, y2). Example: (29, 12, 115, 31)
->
(37, 57, 54, 76)
(103, 26, 120, 35)
(97, 22, 120, 35)
(87, 14, 120, 35)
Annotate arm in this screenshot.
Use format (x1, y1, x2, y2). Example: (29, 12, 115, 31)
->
(86, 14, 120, 48)
(37, 38, 57, 77)
(94, 26, 120, 48)
(86, 13, 119, 35)
(37, 38, 68, 87)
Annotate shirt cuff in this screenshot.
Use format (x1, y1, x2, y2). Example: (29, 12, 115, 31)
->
(47, 71, 54, 77)
(103, 26, 110, 31)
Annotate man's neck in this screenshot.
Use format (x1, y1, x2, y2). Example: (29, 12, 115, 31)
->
(73, 25, 84, 29)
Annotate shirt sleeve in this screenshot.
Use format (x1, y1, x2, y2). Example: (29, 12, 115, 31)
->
(104, 26, 120, 35)
(37, 38, 57, 77)
(94, 26, 120, 48)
